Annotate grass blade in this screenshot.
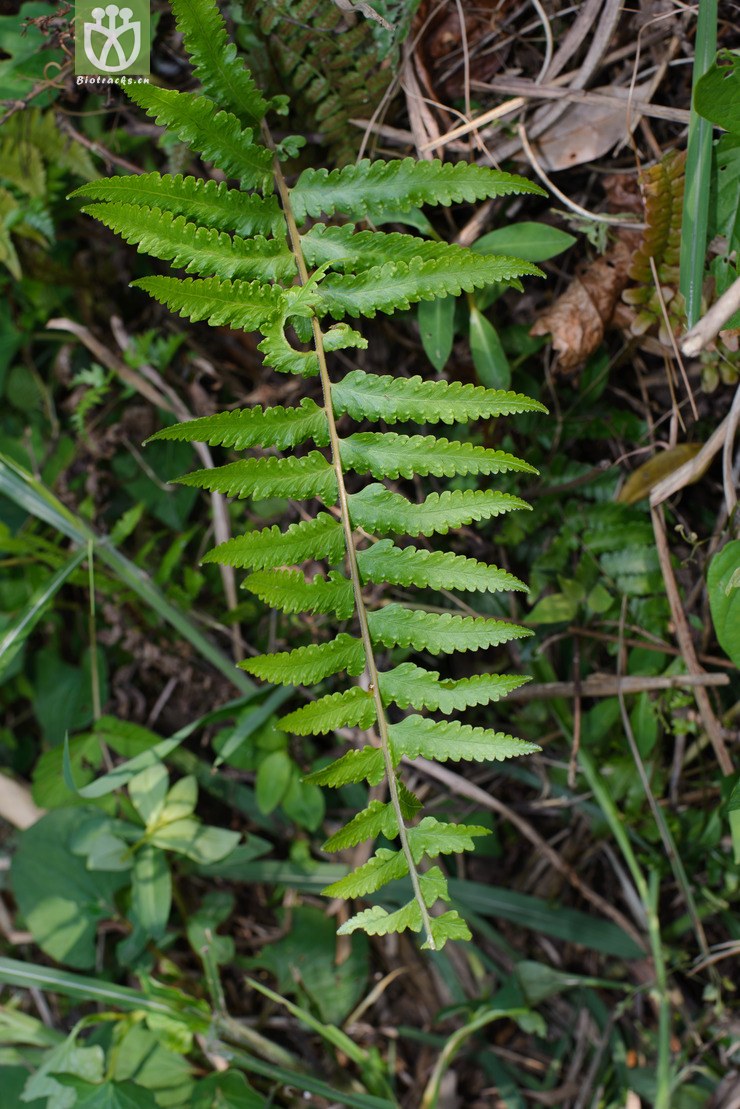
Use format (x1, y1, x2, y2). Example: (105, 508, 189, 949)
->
(679, 0, 717, 326)
(0, 453, 254, 693)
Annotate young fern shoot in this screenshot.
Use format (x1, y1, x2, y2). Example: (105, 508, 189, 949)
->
(73, 0, 548, 950)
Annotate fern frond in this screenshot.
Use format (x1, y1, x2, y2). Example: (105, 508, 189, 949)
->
(132, 275, 286, 330)
(72, 173, 285, 237)
(368, 604, 532, 654)
(76, 4, 547, 951)
(349, 484, 530, 537)
(305, 745, 387, 787)
(243, 569, 354, 618)
(379, 663, 531, 713)
(242, 633, 365, 685)
(171, 0, 270, 125)
(147, 398, 329, 450)
(82, 204, 295, 283)
(391, 716, 540, 763)
(290, 159, 546, 222)
(323, 847, 408, 898)
(203, 513, 344, 569)
(341, 433, 536, 480)
(315, 254, 542, 321)
(332, 370, 548, 425)
(358, 540, 527, 594)
(126, 86, 273, 190)
(176, 452, 337, 503)
(278, 687, 376, 735)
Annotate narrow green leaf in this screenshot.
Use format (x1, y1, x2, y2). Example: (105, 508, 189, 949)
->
(707, 540, 740, 667)
(469, 305, 511, 390)
(418, 295, 456, 371)
(132, 845, 172, 940)
(0, 549, 86, 678)
(472, 222, 576, 261)
(679, 0, 717, 325)
(255, 750, 293, 814)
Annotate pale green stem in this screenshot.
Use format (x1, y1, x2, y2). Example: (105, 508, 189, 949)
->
(267, 135, 436, 949)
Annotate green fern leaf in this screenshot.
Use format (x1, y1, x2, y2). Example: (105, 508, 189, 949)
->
(127, 86, 273, 190)
(337, 867, 451, 939)
(323, 799, 399, 852)
(358, 540, 527, 594)
(323, 847, 408, 898)
(290, 159, 546, 222)
(305, 745, 387, 787)
(391, 715, 540, 763)
(242, 633, 365, 685)
(338, 900, 422, 938)
(368, 604, 532, 654)
(426, 912, 472, 949)
(408, 816, 490, 862)
(171, 0, 270, 126)
(256, 319, 368, 378)
(332, 369, 548, 425)
(71, 173, 285, 237)
(147, 398, 329, 451)
(203, 513, 344, 569)
(278, 687, 376, 735)
(379, 663, 531, 713)
(243, 569, 354, 618)
(340, 433, 537, 480)
(132, 275, 286, 331)
(302, 223, 536, 277)
(315, 255, 542, 321)
(82, 204, 295, 283)
(349, 483, 530, 537)
(175, 452, 337, 503)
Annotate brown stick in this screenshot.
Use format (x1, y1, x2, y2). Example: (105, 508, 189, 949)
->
(507, 671, 729, 703)
(650, 506, 733, 775)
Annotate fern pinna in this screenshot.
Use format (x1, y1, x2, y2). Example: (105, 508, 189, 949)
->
(73, 0, 547, 951)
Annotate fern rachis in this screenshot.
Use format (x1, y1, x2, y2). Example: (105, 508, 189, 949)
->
(73, 0, 547, 951)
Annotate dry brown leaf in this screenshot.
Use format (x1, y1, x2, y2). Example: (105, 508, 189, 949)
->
(530, 239, 633, 372)
(618, 443, 704, 505)
(533, 84, 650, 171)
